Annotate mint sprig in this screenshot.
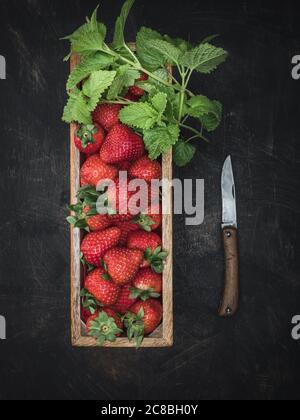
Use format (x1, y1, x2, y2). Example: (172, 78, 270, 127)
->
(62, 0, 228, 166)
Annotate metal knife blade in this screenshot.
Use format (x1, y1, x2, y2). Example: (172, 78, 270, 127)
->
(219, 155, 239, 317)
(221, 156, 237, 229)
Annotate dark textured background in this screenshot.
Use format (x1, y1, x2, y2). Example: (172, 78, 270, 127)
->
(0, 0, 299, 400)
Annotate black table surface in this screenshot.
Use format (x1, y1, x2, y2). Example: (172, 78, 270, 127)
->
(0, 0, 299, 400)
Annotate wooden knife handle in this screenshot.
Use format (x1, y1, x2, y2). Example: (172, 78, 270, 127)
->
(219, 227, 239, 317)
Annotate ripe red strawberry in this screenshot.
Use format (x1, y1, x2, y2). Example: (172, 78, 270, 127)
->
(129, 156, 162, 183)
(123, 92, 139, 102)
(106, 178, 149, 218)
(74, 123, 105, 155)
(128, 73, 149, 98)
(123, 299, 163, 346)
(103, 248, 144, 285)
(84, 268, 120, 306)
(127, 231, 167, 272)
(80, 175, 89, 187)
(127, 230, 161, 255)
(68, 202, 112, 232)
(87, 308, 123, 345)
(110, 213, 134, 224)
(135, 205, 162, 232)
(112, 283, 138, 314)
(115, 220, 140, 245)
(100, 124, 145, 164)
(81, 227, 121, 267)
(118, 160, 132, 171)
(81, 307, 93, 324)
(80, 155, 118, 188)
(84, 210, 112, 232)
(92, 104, 122, 131)
(131, 268, 162, 301)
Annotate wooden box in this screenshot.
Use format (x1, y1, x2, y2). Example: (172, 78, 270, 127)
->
(70, 54, 173, 347)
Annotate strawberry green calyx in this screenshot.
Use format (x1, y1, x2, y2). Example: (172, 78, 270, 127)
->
(134, 214, 155, 232)
(80, 288, 102, 314)
(77, 124, 98, 148)
(67, 186, 104, 229)
(76, 185, 101, 207)
(130, 287, 160, 302)
(101, 259, 113, 281)
(67, 202, 89, 230)
(88, 312, 123, 346)
(144, 246, 168, 274)
(80, 252, 96, 272)
(123, 308, 145, 348)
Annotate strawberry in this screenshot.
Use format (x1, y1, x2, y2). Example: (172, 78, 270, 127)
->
(84, 268, 120, 306)
(100, 124, 145, 164)
(92, 104, 122, 131)
(112, 283, 138, 314)
(84, 210, 112, 232)
(80, 175, 89, 187)
(81, 288, 101, 319)
(131, 268, 162, 301)
(80, 155, 118, 188)
(68, 202, 112, 232)
(110, 213, 134, 223)
(106, 178, 149, 218)
(81, 307, 93, 324)
(123, 92, 139, 102)
(128, 73, 149, 98)
(123, 299, 163, 347)
(118, 160, 132, 171)
(135, 205, 162, 232)
(129, 156, 162, 183)
(115, 220, 140, 245)
(81, 227, 121, 267)
(103, 248, 144, 285)
(87, 308, 123, 346)
(127, 231, 167, 273)
(74, 123, 105, 155)
(127, 231, 162, 254)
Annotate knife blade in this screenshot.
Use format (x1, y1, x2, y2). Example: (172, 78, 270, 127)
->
(219, 156, 239, 317)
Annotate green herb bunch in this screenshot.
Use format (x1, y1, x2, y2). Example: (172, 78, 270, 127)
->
(62, 0, 228, 167)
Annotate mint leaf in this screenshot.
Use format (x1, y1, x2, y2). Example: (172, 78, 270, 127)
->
(71, 30, 105, 55)
(174, 140, 196, 167)
(89, 6, 100, 32)
(179, 43, 228, 73)
(62, 92, 92, 125)
(136, 27, 164, 71)
(145, 39, 181, 65)
(107, 65, 139, 100)
(67, 52, 115, 90)
(187, 95, 217, 117)
(144, 124, 179, 159)
(200, 100, 223, 131)
(163, 36, 193, 53)
(135, 82, 158, 95)
(119, 102, 159, 130)
(152, 68, 169, 82)
(112, 0, 135, 50)
(64, 70, 116, 123)
(151, 92, 168, 114)
(187, 96, 223, 131)
(63, 6, 106, 56)
(82, 70, 116, 111)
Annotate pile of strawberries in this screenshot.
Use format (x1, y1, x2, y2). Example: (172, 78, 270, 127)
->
(71, 79, 167, 347)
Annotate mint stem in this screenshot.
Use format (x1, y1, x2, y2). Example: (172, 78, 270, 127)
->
(180, 123, 210, 143)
